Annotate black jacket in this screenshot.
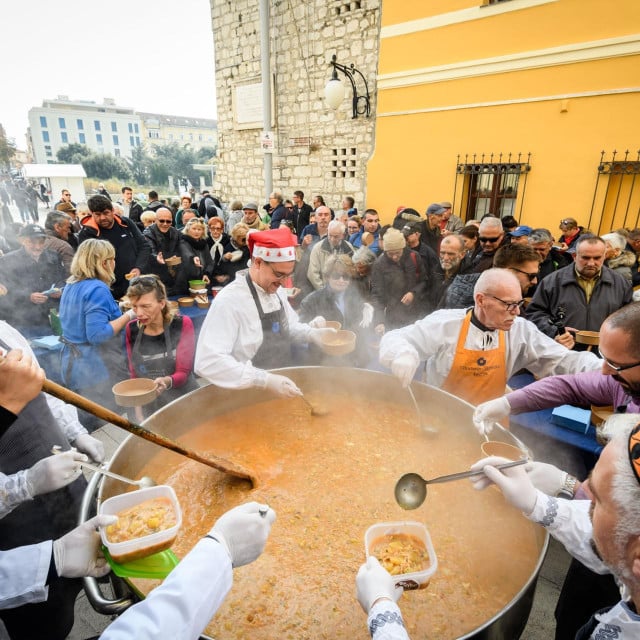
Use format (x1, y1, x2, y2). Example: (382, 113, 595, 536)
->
(0, 247, 66, 329)
(526, 264, 633, 338)
(371, 249, 429, 329)
(143, 224, 184, 295)
(78, 214, 151, 299)
(178, 234, 215, 291)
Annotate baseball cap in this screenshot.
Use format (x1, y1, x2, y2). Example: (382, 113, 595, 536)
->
(243, 202, 258, 211)
(439, 201, 452, 209)
(426, 203, 446, 216)
(510, 225, 533, 238)
(19, 224, 47, 238)
(402, 222, 422, 236)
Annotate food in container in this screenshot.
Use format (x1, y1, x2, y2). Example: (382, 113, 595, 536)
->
(188, 279, 207, 289)
(194, 294, 210, 309)
(100, 485, 181, 564)
(124, 272, 136, 281)
(365, 521, 437, 590)
(229, 250, 244, 262)
(178, 297, 194, 307)
(481, 440, 528, 461)
(324, 320, 342, 330)
(164, 255, 182, 266)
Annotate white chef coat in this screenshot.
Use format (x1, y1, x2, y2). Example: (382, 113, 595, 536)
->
(100, 537, 232, 640)
(379, 309, 602, 389)
(194, 274, 313, 389)
(0, 321, 88, 518)
(0, 541, 52, 609)
(367, 600, 409, 640)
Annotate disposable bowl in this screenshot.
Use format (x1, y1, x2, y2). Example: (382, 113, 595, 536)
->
(319, 329, 356, 356)
(365, 521, 437, 590)
(112, 378, 157, 407)
(99, 485, 182, 564)
(178, 297, 195, 307)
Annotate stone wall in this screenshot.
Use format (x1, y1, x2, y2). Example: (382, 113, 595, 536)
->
(210, 0, 380, 212)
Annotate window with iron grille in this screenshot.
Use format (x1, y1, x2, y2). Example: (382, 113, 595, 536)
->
(454, 153, 531, 221)
(588, 150, 640, 234)
(330, 147, 357, 179)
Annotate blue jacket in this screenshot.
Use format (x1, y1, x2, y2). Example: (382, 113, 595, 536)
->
(59, 279, 123, 388)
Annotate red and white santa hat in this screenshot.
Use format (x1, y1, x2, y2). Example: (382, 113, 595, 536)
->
(247, 227, 298, 262)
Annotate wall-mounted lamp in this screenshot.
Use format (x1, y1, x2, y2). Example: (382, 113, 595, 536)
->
(324, 54, 371, 119)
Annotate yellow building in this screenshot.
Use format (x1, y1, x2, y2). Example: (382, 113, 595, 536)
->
(138, 113, 217, 153)
(368, 0, 640, 234)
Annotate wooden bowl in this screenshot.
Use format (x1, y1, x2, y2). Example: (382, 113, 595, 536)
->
(324, 320, 342, 331)
(112, 378, 157, 407)
(575, 330, 600, 346)
(319, 329, 356, 356)
(196, 299, 210, 309)
(178, 297, 194, 307)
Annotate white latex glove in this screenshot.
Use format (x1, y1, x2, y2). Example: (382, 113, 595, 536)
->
(308, 315, 326, 328)
(470, 456, 537, 515)
(524, 461, 567, 496)
(472, 397, 511, 436)
(359, 303, 374, 328)
(309, 327, 338, 347)
(264, 372, 302, 398)
(73, 434, 105, 463)
(356, 556, 403, 614)
(390, 353, 419, 388)
(211, 502, 276, 568)
(53, 514, 118, 578)
(25, 450, 88, 497)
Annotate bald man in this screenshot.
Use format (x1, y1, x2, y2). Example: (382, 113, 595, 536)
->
(380, 268, 601, 405)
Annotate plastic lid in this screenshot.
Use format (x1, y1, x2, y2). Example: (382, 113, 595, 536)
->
(104, 547, 179, 579)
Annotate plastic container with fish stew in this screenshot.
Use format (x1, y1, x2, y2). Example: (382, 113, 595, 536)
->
(99, 485, 182, 564)
(365, 521, 437, 590)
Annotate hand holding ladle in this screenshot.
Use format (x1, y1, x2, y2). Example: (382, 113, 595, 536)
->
(394, 459, 528, 510)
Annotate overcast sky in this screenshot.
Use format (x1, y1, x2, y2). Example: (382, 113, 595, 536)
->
(1, 0, 217, 147)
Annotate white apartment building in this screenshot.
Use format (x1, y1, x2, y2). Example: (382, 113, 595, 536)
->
(27, 96, 217, 164)
(28, 97, 142, 164)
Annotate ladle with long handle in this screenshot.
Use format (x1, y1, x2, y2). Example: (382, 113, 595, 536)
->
(51, 446, 155, 488)
(37, 375, 257, 487)
(395, 459, 528, 510)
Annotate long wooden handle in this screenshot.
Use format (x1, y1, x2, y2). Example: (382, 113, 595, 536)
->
(42, 378, 257, 486)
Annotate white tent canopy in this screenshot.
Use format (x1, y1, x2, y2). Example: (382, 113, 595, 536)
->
(21, 164, 87, 204)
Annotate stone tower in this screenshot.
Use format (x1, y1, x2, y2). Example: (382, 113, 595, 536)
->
(210, 0, 380, 211)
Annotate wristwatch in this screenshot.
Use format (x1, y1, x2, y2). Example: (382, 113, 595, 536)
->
(556, 474, 577, 499)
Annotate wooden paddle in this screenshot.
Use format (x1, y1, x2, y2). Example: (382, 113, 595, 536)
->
(41, 376, 257, 486)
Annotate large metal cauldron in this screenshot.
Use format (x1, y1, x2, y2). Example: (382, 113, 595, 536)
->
(81, 367, 548, 639)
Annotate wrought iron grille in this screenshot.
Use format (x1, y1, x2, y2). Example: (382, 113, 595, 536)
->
(453, 152, 531, 222)
(588, 150, 640, 234)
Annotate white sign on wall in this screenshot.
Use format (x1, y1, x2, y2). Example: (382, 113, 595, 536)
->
(232, 77, 276, 130)
(260, 131, 275, 153)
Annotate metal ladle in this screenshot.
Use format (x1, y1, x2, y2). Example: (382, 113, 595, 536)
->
(394, 459, 528, 510)
(52, 446, 155, 489)
(406, 386, 438, 435)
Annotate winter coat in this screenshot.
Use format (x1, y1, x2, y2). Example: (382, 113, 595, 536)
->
(605, 250, 636, 283)
(526, 264, 632, 338)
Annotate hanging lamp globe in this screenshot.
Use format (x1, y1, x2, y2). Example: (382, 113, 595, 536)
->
(324, 77, 345, 109)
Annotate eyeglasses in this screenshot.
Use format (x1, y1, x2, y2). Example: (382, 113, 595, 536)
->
(479, 236, 501, 243)
(266, 261, 293, 280)
(510, 267, 539, 282)
(63, 193, 70, 197)
(329, 274, 350, 281)
(129, 275, 159, 286)
(285, 206, 294, 210)
(487, 294, 525, 312)
(157, 219, 172, 225)
(599, 351, 640, 373)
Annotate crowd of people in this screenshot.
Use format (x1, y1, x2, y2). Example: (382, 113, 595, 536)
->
(1, 179, 640, 639)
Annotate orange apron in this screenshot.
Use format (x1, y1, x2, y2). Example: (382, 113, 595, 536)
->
(441, 310, 507, 406)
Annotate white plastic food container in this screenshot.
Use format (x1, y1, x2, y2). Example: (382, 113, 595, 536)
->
(99, 485, 182, 564)
(365, 521, 437, 590)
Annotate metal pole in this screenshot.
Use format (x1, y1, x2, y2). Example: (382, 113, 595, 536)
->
(259, 0, 272, 202)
